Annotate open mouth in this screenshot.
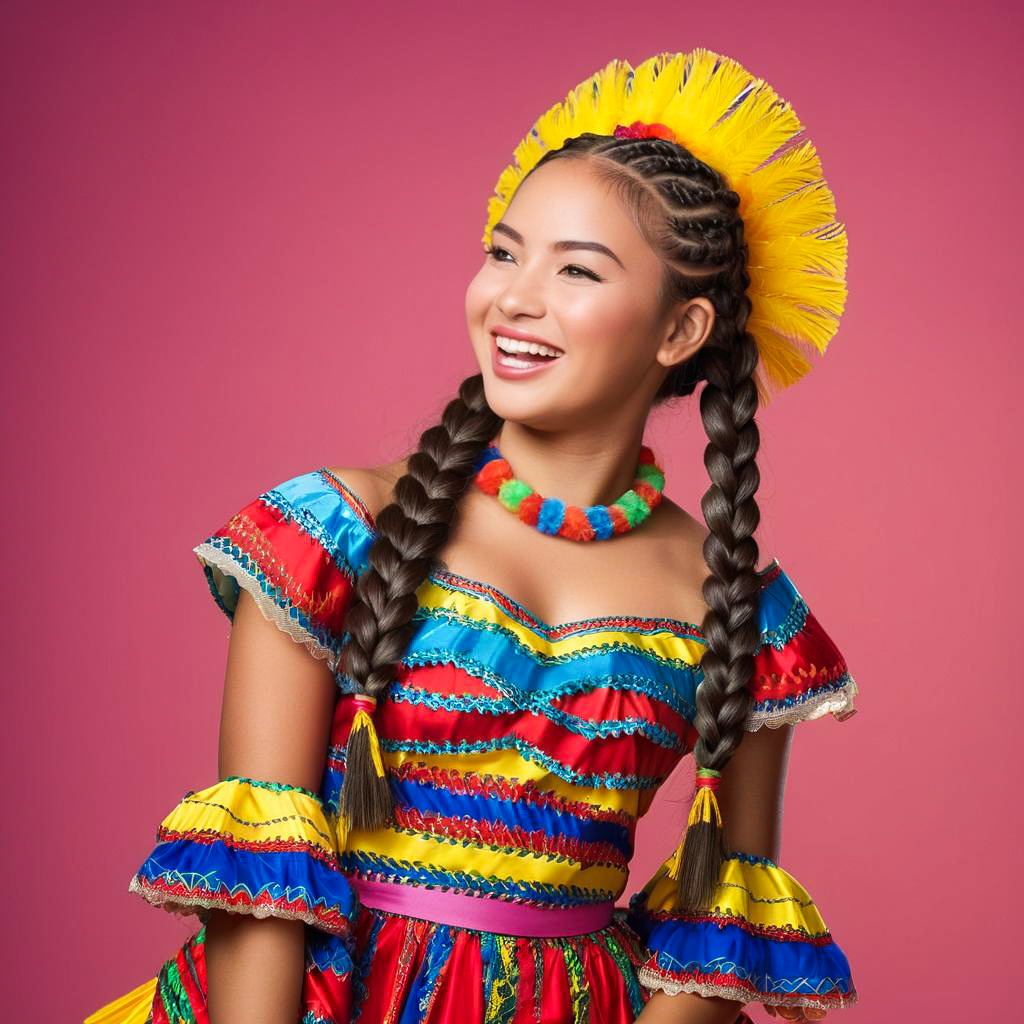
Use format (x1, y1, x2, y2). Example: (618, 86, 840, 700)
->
(492, 332, 564, 370)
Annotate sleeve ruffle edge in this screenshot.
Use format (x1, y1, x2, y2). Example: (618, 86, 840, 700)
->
(128, 776, 359, 940)
(626, 853, 858, 1012)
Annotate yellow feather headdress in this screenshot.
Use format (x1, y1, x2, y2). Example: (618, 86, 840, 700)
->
(481, 48, 848, 403)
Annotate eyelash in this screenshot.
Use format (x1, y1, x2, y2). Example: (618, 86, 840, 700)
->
(484, 244, 603, 282)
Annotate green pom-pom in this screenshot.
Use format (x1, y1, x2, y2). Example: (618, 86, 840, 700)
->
(635, 464, 665, 490)
(498, 478, 533, 512)
(618, 490, 650, 526)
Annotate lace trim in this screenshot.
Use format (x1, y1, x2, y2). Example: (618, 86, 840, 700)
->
(194, 541, 340, 672)
(127, 874, 352, 937)
(636, 965, 858, 1010)
(744, 674, 859, 731)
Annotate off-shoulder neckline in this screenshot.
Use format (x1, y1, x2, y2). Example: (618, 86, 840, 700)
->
(318, 466, 781, 640)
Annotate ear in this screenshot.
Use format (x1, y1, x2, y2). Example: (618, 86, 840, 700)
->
(655, 298, 716, 370)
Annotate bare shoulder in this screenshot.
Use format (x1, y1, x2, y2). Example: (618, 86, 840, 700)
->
(324, 456, 410, 521)
(651, 496, 775, 581)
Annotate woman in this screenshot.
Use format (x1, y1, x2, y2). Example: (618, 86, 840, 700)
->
(87, 49, 859, 1024)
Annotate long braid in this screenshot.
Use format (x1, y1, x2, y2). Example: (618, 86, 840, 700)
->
(337, 373, 502, 830)
(532, 135, 763, 911)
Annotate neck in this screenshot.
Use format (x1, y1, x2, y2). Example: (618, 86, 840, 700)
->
(491, 421, 651, 508)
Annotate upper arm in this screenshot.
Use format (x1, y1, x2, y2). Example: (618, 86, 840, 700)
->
(717, 722, 794, 862)
(218, 587, 338, 793)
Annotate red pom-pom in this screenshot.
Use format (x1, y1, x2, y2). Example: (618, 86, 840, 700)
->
(476, 458, 513, 495)
(559, 506, 596, 542)
(633, 481, 661, 505)
(637, 445, 656, 465)
(608, 505, 631, 534)
(517, 491, 543, 525)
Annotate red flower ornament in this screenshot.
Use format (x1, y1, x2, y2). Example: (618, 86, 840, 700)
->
(612, 120, 678, 143)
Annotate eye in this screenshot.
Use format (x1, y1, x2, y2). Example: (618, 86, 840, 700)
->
(562, 263, 601, 282)
(485, 244, 513, 262)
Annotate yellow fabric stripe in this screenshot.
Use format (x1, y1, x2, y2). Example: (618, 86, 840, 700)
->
(384, 747, 643, 817)
(83, 975, 158, 1024)
(345, 824, 625, 898)
(415, 580, 704, 664)
(643, 856, 830, 935)
(159, 778, 337, 857)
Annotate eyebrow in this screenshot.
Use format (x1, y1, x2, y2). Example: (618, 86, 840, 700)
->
(492, 222, 625, 270)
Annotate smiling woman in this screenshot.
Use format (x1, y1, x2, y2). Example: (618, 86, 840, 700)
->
(87, 47, 856, 1024)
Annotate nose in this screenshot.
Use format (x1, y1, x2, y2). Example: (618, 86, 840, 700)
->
(495, 263, 546, 320)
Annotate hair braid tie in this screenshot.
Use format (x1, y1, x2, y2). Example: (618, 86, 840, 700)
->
(336, 692, 388, 846)
(667, 768, 724, 890)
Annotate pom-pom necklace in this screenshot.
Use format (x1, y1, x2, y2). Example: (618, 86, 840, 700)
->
(473, 442, 665, 542)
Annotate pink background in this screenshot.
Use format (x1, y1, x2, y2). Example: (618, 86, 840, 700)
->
(4, 1, 1018, 1020)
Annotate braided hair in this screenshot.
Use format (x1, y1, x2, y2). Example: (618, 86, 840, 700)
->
(339, 133, 762, 913)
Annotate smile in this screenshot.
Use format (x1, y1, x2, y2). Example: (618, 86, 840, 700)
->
(490, 332, 564, 379)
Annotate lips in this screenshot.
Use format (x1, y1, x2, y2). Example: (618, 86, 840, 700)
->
(489, 331, 564, 380)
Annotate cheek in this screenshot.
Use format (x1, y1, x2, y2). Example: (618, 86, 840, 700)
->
(464, 268, 494, 327)
(561, 287, 656, 367)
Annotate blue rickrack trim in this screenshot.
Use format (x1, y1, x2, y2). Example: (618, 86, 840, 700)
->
(725, 850, 778, 868)
(760, 595, 810, 651)
(748, 671, 854, 715)
(198, 538, 343, 662)
(378, 735, 669, 791)
(387, 684, 684, 750)
(258, 487, 361, 585)
(339, 850, 618, 906)
(399, 649, 698, 720)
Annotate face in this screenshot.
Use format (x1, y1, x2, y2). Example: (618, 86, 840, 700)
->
(465, 157, 711, 432)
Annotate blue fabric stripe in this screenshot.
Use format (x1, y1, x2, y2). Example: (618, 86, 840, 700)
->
(136, 836, 357, 920)
(757, 569, 806, 649)
(404, 616, 700, 707)
(632, 915, 856, 999)
(389, 775, 634, 859)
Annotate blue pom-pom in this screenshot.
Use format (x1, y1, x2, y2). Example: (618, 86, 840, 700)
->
(585, 505, 614, 540)
(473, 445, 502, 472)
(537, 498, 565, 534)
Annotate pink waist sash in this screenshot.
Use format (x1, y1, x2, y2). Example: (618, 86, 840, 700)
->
(349, 876, 616, 938)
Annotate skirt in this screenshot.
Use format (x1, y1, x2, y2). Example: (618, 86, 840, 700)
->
(84, 903, 757, 1024)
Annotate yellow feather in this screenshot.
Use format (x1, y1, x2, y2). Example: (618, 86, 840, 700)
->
(480, 47, 849, 395)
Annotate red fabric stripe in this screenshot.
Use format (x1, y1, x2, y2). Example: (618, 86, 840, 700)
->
(540, 944, 572, 1021)
(379, 698, 680, 780)
(750, 608, 850, 703)
(425, 928, 485, 1023)
(216, 496, 356, 637)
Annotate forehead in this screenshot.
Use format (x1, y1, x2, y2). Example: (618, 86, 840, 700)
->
(503, 158, 648, 251)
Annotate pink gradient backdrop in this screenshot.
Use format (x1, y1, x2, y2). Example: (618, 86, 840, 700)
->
(3, 2, 1018, 1019)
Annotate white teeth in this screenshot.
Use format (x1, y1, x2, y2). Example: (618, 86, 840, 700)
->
(494, 334, 562, 358)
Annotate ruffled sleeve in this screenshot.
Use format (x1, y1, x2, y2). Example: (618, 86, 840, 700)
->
(192, 468, 377, 673)
(626, 850, 858, 1013)
(128, 775, 360, 939)
(746, 562, 859, 731)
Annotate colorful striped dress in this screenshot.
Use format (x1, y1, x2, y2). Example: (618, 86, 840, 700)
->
(85, 468, 859, 1024)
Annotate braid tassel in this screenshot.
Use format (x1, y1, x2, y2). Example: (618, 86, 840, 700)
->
(667, 767, 726, 910)
(337, 693, 393, 849)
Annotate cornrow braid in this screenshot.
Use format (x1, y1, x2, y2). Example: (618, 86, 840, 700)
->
(337, 373, 502, 830)
(531, 134, 763, 911)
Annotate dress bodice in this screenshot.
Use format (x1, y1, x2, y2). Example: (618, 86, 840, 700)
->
(194, 468, 858, 912)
